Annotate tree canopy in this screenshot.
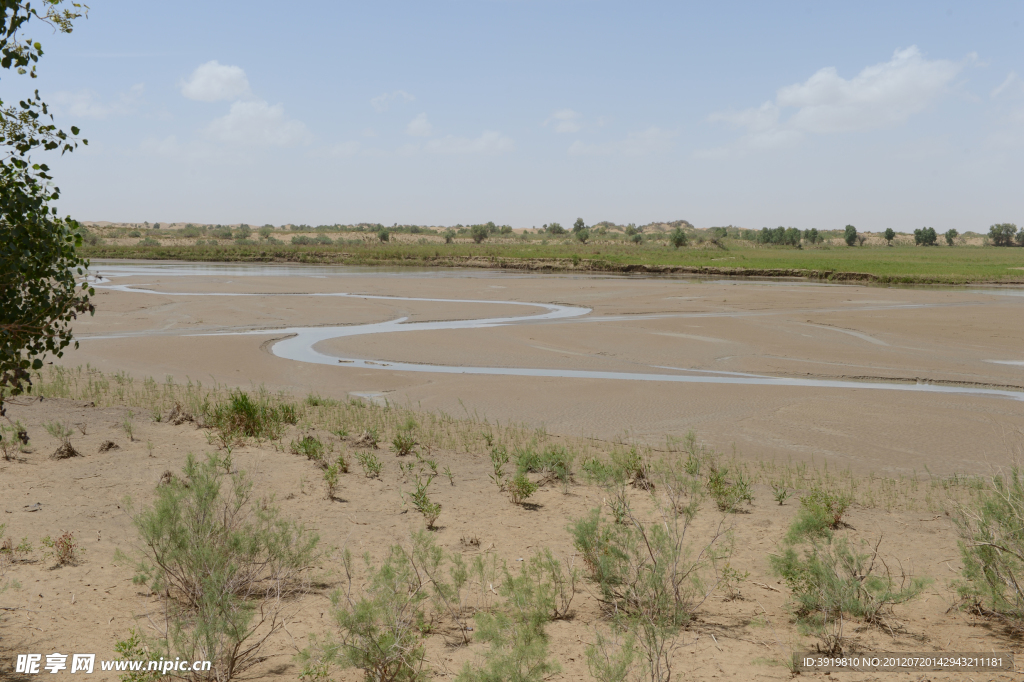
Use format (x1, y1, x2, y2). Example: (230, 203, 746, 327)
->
(0, 0, 92, 413)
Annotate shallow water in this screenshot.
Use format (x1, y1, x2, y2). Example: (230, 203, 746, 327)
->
(84, 263, 1024, 402)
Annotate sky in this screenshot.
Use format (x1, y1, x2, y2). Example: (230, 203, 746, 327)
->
(9, 0, 1024, 231)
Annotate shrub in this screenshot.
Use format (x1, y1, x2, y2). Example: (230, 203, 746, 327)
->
(470, 224, 489, 243)
(988, 223, 1018, 246)
(127, 453, 320, 680)
(208, 389, 295, 442)
(515, 445, 574, 489)
(356, 450, 383, 479)
(569, 501, 730, 628)
(307, 543, 429, 682)
(843, 224, 857, 246)
(508, 474, 538, 505)
(953, 467, 1024, 627)
(410, 474, 441, 529)
(324, 461, 342, 500)
(771, 534, 928, 654)
(291, 435, 325, 464)
(787, 489, 852, 542)
(945, 228, 959, 246)
(41, 531, 79, 566)
(489, 445, 510, 491)
(913, 227, 937, 246)
(392, 430, 417, 457)
(883, 227, 895, 245)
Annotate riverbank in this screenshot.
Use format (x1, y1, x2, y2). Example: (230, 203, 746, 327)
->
(81, 241, 1024, 285)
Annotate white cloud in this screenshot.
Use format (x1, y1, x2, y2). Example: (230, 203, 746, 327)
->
(568, 127, 677, 156)
(205, 100, 311, 146)
(703, 46, 965, 156)
(371, 90, 415, 112)
(992, 72, 1024, 99)
(406, 113, 433, 137)
(544, 109, 582, 133)
(181, 61, 251, 102)
(140, 135, 181, 157)
(423, 131, 514, 154)
(51, 84, 144, 119)
(326, 141, 361, 157)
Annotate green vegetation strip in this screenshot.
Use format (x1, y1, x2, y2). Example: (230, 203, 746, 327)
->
(83, 241, 1024, 285)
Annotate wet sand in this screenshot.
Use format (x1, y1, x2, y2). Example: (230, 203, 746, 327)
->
(68, 263, 1024, 477)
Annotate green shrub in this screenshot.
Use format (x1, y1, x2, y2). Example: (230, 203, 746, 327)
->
(410, 474, 441, 529)
(356, 450, 383, 479)
(953, 467, 1024, 626)
(771, 534, 928, 654)
(291, 435, 325, 463)
(208, 389, 295, 441)
(307, 543, 429, 682)
(787, 489, 852, 542)
(490, 445, 510, 490)
(508, 474, 538, 505)
(113, 629, 161, 682)
(392, 430, 417, 457)
(324, 461, 342, 500)
(515, 445, 574, 489)
(569, 502, 730, 628)
(127, 453, 320, 680)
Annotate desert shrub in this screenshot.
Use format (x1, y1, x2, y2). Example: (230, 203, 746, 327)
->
(515, 444, 574, 488)
(913, 227, 938, 246)
(113, 629, 162, 682)
(306, 542, 430, 682)
(392, 430, 417, 457)
(508, 473, 538, 505)
(410, 474, 442, 529)
(356, 450, 383, 479)
(953, 467, 1024, 627)
(291, 435, 325, 464)
(787, 489, 852, 542)
(490, 445, 510, 490)
(208, 389, 295, 441)
(456, 551, 569, 681)
(324, 461, 342, 500)
(41, 531, 79, 566)
(569, 497, 730, 628)
(771, 534, 928, 654)
(127, 452, 320, 680)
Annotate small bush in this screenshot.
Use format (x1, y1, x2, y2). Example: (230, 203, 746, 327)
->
(127, 452, 320, 680)
(515, 445, 574, 489)
(305, 543, 429, 682)
(508, 473, 538, 505)
(356, 450, 383, 479)
(208, 389, 295, 442)
(788, 489, 852, 542)
(324, 462, 342, 500)
(291, 435, 325, 463)
(42, 531, 79, 566)
(392, 430, 417, 457)
(410, 475, 442, 529)
(953, 467, 1024, 627)
(771, 534, 928, 653)
(490, 445, 510, 491)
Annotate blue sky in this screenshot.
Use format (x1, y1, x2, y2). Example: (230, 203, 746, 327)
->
(14, 1, 1024, 230)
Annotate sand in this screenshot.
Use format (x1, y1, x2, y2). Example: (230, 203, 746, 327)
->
(2, 263, 1023, 680)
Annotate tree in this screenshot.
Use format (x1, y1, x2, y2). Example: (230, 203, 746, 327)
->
(572, 217, 586, 234)
(883, 228, 895, 245)
(377, 229, 389, 242)
(668, 227, 687, 249)
(575, 228, 590, 244)
(0, 1, 92, 416)
(470, 224, 489, 243)
(944, 229, 958, 246)
(235, 224, 251, 240)
(843, 225, 857, 246)
(546, 222, 565, 235)
(913, 227, 937, 246)
(989, 223, 1018, 247)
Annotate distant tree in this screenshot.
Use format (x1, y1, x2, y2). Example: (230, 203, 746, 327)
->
(883, 228, 895, 245)
(484, 221, 498, 235)
(802, 228, 820, 244)
(153, 222, 161, 230)
(235, 224, 251, 239)
(624, 223, 638, 237)
(631, 233, 643, 245)
(443, 229, 455, 244)
(499, 225, 513, 235)
(258, 226, 273, 239)
(944, 229, 958, 246)
(669, 227, 687, 249)
(470, 224, 489, 243)
(547, 222, 566, 235)
(377, 229, 389, 242)
(844, 225, 857, 246)
(575, 228, 590, 244)
(856, 235, 867, 247)
(572, 218, 586, 233)
(988, 223, 1018, 246)
(913, 227, 937, 246)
